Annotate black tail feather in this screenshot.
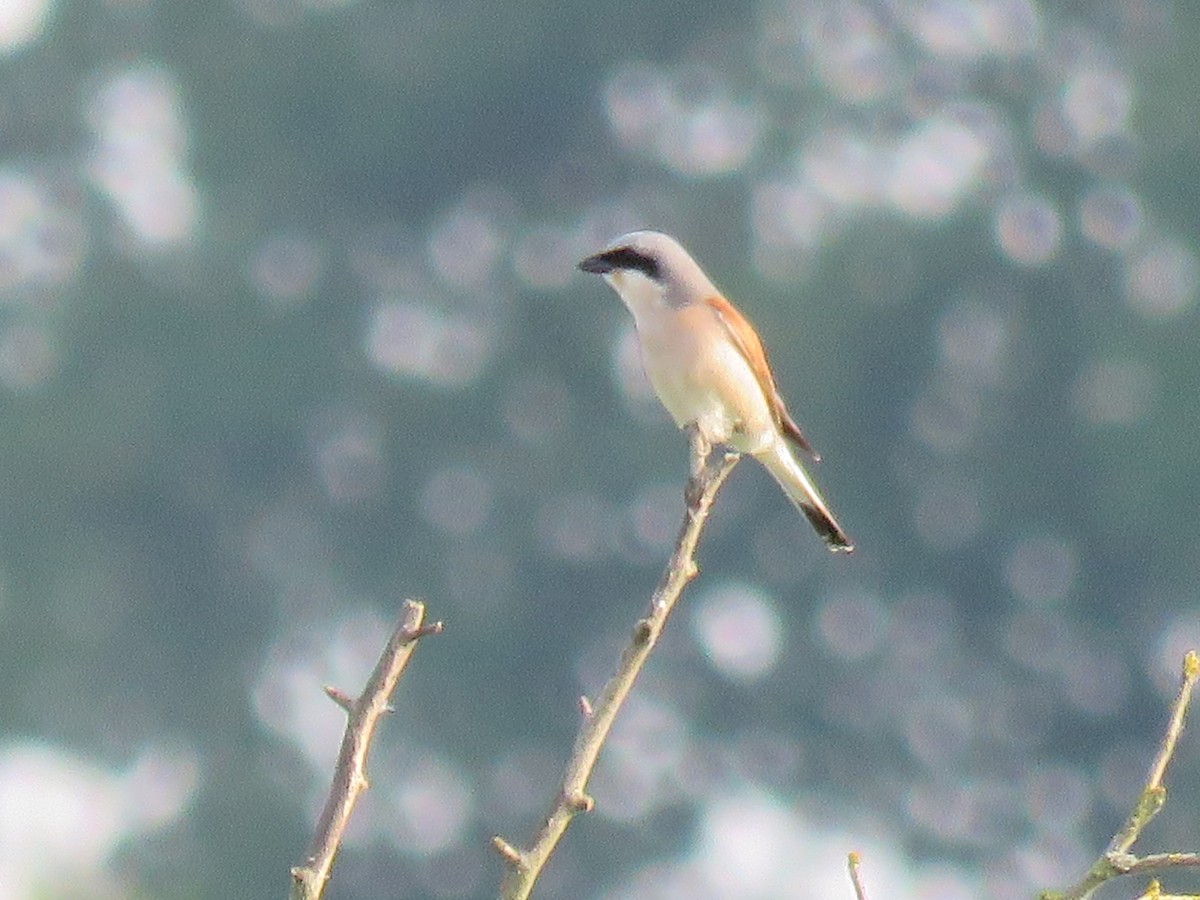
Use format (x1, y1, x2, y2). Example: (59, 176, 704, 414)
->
(800, 502, 854, 553)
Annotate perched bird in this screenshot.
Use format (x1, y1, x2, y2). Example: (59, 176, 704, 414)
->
(578, 230, 853, 552)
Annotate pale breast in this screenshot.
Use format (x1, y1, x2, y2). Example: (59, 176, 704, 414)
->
(634, 305, 775, 451)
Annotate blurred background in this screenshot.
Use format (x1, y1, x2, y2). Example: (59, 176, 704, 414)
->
(1, 0, 1199, 898)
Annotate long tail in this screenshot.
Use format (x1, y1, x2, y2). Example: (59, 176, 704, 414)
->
(753, 440, 853, 553)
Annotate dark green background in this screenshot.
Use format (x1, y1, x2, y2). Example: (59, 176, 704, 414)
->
(2, 1, 1199, 898)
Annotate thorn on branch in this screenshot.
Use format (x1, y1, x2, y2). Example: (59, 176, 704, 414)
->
(491, 836, 526, 868)
(323, 686, 354, 713)
(564, 791, 594, 813)
(403, 620, 445, 642)
(578, 695, 593, 719)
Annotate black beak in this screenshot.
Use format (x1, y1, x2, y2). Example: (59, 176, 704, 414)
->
(578, 253, 614, 275)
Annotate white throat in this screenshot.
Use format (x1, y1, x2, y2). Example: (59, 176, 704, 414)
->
(604, 270, 668, 321)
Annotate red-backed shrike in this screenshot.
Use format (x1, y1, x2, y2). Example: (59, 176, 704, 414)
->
(579, 230, 853, 553)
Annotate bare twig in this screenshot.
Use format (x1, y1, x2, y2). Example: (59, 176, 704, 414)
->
(289, 600, 444, 900)
(1133, 877, 1200, 900)
(848, 851, 869, 900)
(1112, 853, 1200, 876)
(492, 429, 740, 900)
(1041, 650, 1200, 900)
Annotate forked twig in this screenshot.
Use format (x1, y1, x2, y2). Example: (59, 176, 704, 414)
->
(1041, 651, 1200, 900)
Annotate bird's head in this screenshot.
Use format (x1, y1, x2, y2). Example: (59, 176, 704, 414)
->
(578, 230, 717, 314)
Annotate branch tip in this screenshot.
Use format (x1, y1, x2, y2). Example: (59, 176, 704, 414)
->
(848, 850, 869, 900)
(1183, 650, 1199, 682)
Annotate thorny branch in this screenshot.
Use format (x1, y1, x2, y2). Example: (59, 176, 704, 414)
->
(289, 599, 443, 900)
(492, 429, 740, 900)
